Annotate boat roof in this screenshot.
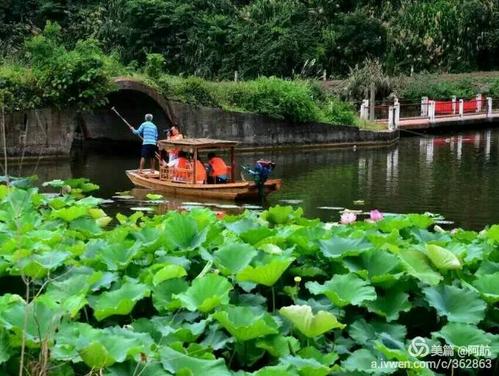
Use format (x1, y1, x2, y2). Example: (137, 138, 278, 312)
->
(158, 138, 239, 150)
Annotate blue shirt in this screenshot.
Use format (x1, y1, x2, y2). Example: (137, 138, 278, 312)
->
(133, 121, 158, 145)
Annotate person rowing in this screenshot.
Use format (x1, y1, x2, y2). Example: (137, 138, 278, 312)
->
(128, 113, 158, 173)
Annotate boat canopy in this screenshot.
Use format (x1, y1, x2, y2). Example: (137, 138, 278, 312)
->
(158, 138, 239, 152)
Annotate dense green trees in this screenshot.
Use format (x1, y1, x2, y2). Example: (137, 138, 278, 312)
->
(1, 0, 498, 79)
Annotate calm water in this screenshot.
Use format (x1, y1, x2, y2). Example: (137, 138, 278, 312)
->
(21, 127, 499, 230)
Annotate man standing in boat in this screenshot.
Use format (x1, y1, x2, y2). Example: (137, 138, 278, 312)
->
(129, 113, 158, 172)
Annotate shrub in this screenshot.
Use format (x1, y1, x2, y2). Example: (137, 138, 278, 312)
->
(0, 65, 40, 110)
(145, 53, 165, 79)
(228, 77, 321, 123)
(178, 77, 218, 107)
(25, 22, 117, 110)
(400, 75, 480, 100)
(321, 96, 356, 125)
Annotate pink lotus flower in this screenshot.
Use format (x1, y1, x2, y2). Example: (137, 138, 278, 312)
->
(370, 209, 383, 222)
(340, 212, 357, 224)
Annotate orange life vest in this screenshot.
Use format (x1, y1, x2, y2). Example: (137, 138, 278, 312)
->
(209, 157, 228, 177)
(173, 157, 191, 181)
(194, 160, 207, 183)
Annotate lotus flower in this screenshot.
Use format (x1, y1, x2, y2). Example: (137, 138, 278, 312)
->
(369, 209, 383, 222)
(340, 212, 357, 224)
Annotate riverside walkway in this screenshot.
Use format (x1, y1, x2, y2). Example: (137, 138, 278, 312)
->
(362, 96, 499, 131)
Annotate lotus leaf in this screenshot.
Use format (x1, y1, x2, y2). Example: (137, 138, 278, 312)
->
(398, 249, 442, 285)
(349, 319, 407, 346)
(319, 236, 371, 259)
(0, 295, 64, 345)
(146, 193, 163, 200)
(152, 264, 188, 286)
(163, 213, 207, 251)
(425, 244, 462, 270)
(423, 285, 486, 324)
(280, 355, 330, 376)
(342, 349, 394, 374)
(262, 205, 302, 225)
(256, 335, 300, 357)
(51, 206, 88, 222)
(365, 290, 411, 322)
(237, 255, 295, 286)
(214, 242, 258, 274)
(16, 250, 69, 278)
(107, 362, 170, 376)
(279, 305, 345, 337)
(176, 273, 232, 312)
(159, 346, 231, 376)
(152, 279, 189, 312)
(306, 273, 376, 307)
(343, 249, 404, 285)
(0, 328, 11, 364)
(472, 272, 499, 303)
(45, 271, 102, 317)
(212, 305, 279, 341)
(54, 322, 154, 368)
(433, 323, 494, 353)
(88, 279, 150, 321)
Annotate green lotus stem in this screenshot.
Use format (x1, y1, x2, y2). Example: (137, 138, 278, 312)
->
(196, 260, 213, 279)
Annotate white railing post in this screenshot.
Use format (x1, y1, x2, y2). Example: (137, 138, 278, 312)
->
(428, 100, 436, 121)
(476, 94, 482, 112)
(360, 99, 369, 120)
(487, 97, 492, 117)
(388, 105, 394, 130)
(452, 96, 457, 114)
(459, 99, 464, 118)
(394, 102, 400, 128)
(421, 96, 429, 117)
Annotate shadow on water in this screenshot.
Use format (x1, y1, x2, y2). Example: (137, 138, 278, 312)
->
(16, 127, 499, 230)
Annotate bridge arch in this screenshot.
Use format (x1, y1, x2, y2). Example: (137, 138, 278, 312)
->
(79, 77, 177, 143)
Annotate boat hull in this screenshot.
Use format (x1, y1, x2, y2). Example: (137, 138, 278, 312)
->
(126, 170, 281, 201)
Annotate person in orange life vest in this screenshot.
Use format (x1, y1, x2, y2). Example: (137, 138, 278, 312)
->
(193, 157, 207, 184)
(206, 152, 228, 184)
(166, 150, 190, 182)
(165, 126, 184, 162)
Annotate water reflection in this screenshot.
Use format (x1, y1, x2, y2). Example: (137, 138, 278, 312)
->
(18, 127, 499, 230)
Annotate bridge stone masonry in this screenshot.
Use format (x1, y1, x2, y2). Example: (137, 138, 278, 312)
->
(361, 95, 499, 131)
(2, 77, 398, 160)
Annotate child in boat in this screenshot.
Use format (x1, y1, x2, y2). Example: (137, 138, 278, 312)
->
(206, 152, 228, 183)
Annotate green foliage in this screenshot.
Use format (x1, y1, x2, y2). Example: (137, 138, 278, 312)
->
(0, 183, 498, 374)
(3, 0, 498, 80)
(27, 23, 116, 110)
(320, 96, 357, 125)
(145, 53, 165, 80)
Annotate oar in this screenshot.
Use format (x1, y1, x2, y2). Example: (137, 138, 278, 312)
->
(111, 106, 143, 141)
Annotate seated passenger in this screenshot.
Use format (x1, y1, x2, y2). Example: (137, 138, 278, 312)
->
(194, 157, 207, 184)
(170, 151, 191, 182)
(206, 152, 228, 184)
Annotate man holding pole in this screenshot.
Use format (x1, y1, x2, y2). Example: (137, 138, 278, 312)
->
(129, 113, 158, 172)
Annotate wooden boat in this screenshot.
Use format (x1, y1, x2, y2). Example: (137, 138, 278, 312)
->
(126, 138, 282, 201)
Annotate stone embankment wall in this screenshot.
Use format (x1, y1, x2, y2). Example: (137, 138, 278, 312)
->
(168, 102, 398, 149)
(3, 107, 77, 158)
(3, 77, 398, 159)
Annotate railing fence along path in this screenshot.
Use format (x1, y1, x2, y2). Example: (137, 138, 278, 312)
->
(358, 94, 499, 130)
